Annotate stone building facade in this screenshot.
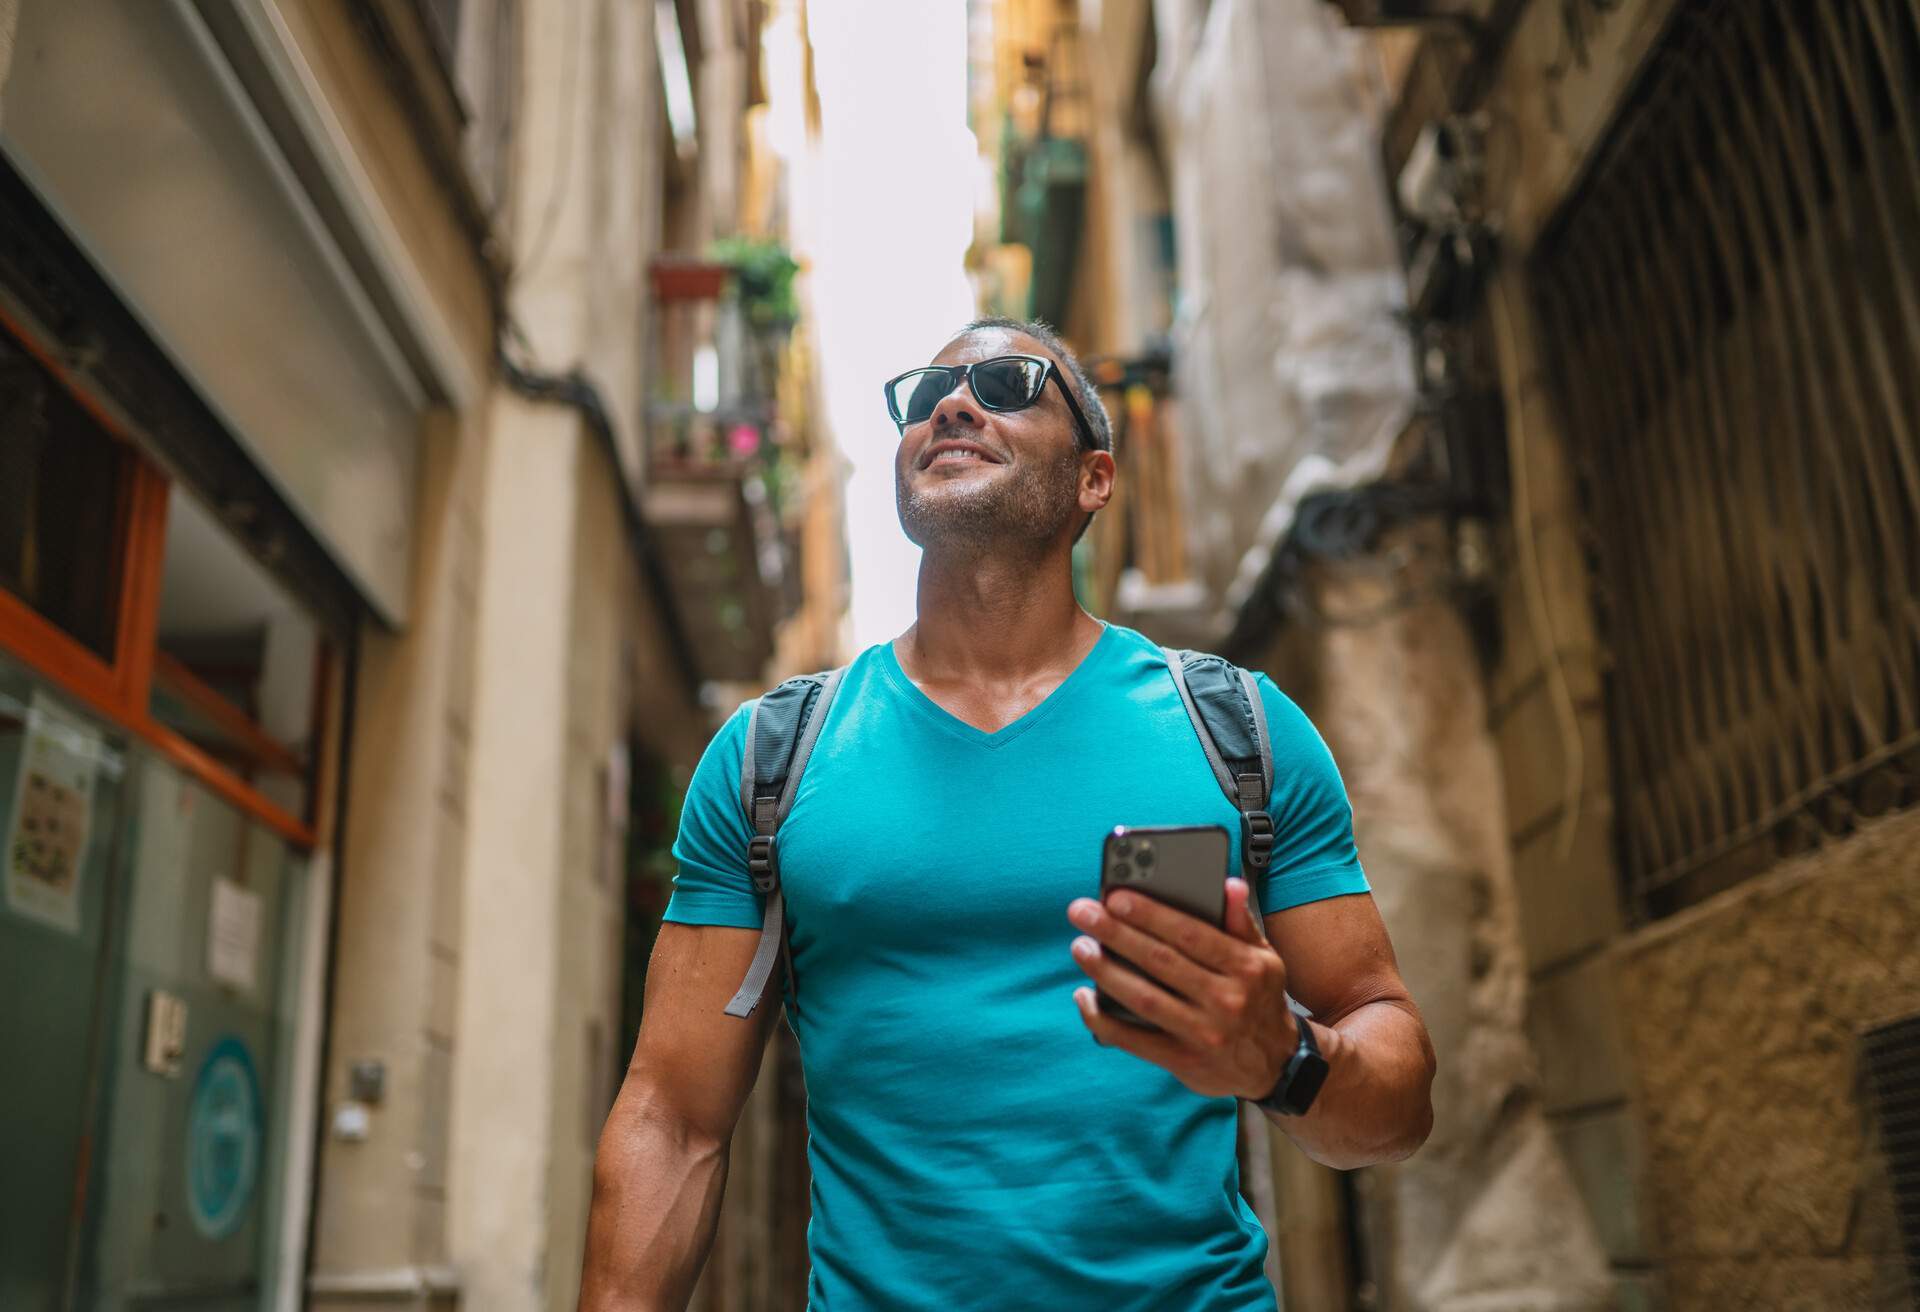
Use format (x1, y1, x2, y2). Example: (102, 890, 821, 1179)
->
(0, 2, 841, 1309)
(1041, 0, 1920, 1308)
(1354, 0, 1920, 1306)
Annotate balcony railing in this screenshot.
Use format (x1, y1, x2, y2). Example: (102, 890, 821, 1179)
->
(642, 255, 802, 684)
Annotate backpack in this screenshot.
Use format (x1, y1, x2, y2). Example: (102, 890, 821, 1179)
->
(720, 647, 1277, 1018)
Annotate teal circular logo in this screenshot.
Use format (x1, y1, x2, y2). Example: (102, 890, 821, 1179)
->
(185, 1036, 261, 1239)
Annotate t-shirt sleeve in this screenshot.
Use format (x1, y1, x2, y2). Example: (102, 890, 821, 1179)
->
(661, 702, 765, 930)
(1250, 673, 1371, 913)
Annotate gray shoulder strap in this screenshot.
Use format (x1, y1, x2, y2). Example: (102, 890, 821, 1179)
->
(1162, 646, 1277, 882)
(1239, 666, 1274, 803)
(1163, 645, 1235, 799)
(724, 665, 847, 1019)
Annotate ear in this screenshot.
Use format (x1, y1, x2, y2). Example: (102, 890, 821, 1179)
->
(1079, 448, 1117, 514)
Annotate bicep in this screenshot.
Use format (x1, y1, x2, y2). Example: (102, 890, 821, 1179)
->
(1263, 893, 1412, 1025)
(624, 921, 781, 1143)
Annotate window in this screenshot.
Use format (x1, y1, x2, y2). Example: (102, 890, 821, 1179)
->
(149, 489, 324, 821)
(0, 334, 127, 660)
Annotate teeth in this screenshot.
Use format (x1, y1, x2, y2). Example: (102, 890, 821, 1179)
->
(932, 448, 985, 464)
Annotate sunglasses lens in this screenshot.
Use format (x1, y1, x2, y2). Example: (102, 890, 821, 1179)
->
(972, 358, 1047, 411)
(890, 370, 957, 425)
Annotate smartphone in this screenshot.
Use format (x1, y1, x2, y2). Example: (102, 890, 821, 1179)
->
(1096, 824, 1231, 1029)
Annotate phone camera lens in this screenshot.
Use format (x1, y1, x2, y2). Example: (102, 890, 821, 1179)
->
(1114, 839, 1133, 858)
(1136, 845, 1156, 868)
(1109, 862, 1131, 882)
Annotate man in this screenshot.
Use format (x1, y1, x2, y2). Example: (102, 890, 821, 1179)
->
(580, 318, 1435, 1310)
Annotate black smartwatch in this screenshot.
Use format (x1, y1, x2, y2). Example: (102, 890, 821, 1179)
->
(1253, 1013, 1328, 1116)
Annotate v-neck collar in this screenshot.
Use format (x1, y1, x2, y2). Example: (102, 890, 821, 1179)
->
(880, 621, 1116, 750)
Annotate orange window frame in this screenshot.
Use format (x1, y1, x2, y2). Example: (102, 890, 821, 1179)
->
(0, 308, 324, 849)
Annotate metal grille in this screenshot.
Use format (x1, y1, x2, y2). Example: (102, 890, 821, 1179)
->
(1532, 0, 1920, 918)
(1863, 1015, 1920, 1302)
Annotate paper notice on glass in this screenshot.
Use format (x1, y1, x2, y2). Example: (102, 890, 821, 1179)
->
(4, 698, 97, 935)
(208, 878, 262, 992)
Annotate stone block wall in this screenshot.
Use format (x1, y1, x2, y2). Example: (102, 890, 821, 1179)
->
(1615, 813, 1920, 1309)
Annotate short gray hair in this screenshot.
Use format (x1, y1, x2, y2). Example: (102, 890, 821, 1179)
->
(958, 316, 1112, 453)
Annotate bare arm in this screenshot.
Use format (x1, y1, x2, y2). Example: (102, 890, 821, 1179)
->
(1068, 882, 1434, 1172)
(1260, 892, 1435, 1168)
(577, 922, 778, 1311)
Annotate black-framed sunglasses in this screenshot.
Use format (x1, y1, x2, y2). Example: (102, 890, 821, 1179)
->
(883, 354, 1105, 452)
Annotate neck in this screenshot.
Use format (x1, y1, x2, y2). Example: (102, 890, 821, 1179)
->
(897, 544, 1099, 685)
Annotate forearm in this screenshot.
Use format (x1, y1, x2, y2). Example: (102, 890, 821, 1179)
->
(578, 1087, 732, 1312)
(1262, 998, 1434, 1169)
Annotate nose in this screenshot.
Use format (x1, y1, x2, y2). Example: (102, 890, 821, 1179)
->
(928, 381, 981, 431)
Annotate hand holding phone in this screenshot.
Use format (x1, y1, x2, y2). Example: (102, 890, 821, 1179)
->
(1095, 824, 1230, 1028)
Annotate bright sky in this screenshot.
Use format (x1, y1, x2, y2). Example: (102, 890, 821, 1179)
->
(799, 0, 979, 651)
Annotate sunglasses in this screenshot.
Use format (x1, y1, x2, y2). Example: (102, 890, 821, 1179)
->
(883, 354, 1104, 452)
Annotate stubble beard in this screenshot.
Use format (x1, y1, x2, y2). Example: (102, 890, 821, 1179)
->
(896, 441, 1085, 559)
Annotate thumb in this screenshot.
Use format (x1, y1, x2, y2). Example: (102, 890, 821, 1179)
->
(1225, 877, 1267, 944)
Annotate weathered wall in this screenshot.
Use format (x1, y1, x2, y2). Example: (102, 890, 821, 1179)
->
(448, 396, 580, 1310)
(309, 405, 485, 1310)
(1615, 811, 1920, 1310)
(1148, 0, 1414, 626)
(277, 0, 497, 371)
(1416, 2, 1697, 1306)
(0, 0, 19, 116)
(1258, 526, 1614, 1312)
(284, 0, 497, 1300)
(1448, 2, 1917, 1309)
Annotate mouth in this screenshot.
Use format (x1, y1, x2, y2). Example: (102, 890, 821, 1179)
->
(920, 438, 1003, 470)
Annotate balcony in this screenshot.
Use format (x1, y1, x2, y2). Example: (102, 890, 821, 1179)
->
(642, 251, 803, 685)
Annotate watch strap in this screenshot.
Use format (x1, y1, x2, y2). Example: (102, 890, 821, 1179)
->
(1255, 1011, 1328, 1116)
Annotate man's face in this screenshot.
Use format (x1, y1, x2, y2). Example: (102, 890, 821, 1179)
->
(893, 329, 1090, 555)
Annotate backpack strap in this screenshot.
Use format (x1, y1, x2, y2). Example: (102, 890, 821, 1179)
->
(1161, 647, 1276, 883)
(723, 664, 848, 1018)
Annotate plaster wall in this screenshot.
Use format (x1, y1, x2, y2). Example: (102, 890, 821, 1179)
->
(309, 403, 488, 1305)
(445, 3, 702, 1305)
(1460, 5, 1739, 1308)
(274, 0, 497, 378)
(446, 399, 583, 1309)
(1259, 535, 1613, 1312)
(507, 0, 663, 480)
(272, 2, 505, 1300)
(541, 436, 684, 1312)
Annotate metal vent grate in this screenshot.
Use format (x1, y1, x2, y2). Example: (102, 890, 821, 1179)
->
(1863, 1015, 1920, 1303)
(1532, 0, 1920, 919)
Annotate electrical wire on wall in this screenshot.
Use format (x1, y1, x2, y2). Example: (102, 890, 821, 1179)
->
(1491, 277, 1584, 861)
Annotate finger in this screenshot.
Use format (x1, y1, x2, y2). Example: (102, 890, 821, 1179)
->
(1104, 888, 1249, 973)
(1074, 987, 1191, 1066)
(1071, 937, 1217, 1041)
(1224, 878, 1269, 945)
(1067, 898, 1225, 998)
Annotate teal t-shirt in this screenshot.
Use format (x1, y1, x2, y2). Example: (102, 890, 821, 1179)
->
(665, 622, 1369, 1310)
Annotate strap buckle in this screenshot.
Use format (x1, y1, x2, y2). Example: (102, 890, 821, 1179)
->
(748, 833, 780, 893)
(1240, 809, 1275, 872)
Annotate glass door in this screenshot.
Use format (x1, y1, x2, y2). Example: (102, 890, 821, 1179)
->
(80, 755, 310, 1311)
(0, 659, 131, 1312)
